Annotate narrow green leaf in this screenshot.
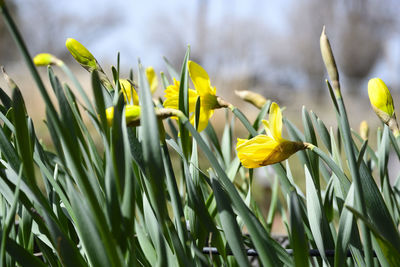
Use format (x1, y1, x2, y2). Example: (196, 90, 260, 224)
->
(302, 106, 319, 187)
(0, 87, 11, 110)
(289, 190, 309, 267)
(163, 56, 180, 79)
(178, 47, 191, 158)
(210, 174, 251, 267)
(310, 111, 332, 153)
(346, 206, 400, 266)
(305, 165, 334, 265)
(67, 180, 113, 267)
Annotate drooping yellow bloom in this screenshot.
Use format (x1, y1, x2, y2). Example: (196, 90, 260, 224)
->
(236, 103, 306, 168)
(65, 38, 97, 71)
(146, 67, 158, 94)
(163, 61, 221, 132)
(105, 105, 141, 126)
(119, 79, 139, 105)
(33, 53, 61, 66)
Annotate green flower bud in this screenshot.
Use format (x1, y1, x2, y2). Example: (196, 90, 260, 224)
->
(320, 26, 340, 93)
(65, 38, 97, 71)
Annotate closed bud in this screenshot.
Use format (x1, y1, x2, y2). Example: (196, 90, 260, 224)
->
(359, 120, 369, 140)
(235, 90, 267, 109)
(320, 26, 340, 92)
(105, 105, 141, 126)
(368, 78, 399, 137)
(65, 38, 97, 71)
(33, 53, 61, 66)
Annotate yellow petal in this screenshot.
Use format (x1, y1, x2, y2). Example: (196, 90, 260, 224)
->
(236, 135, 305, 168)
(190, 105, 214, 132)
(236, 135, 279, 168)
(163, 78, 198, 112)
(146, 67, 158, 94)
(120, 79, 139, 105)
(261, 120, 273, 138)
(269, 102, 283, 140)
(188, 61, 215, 96)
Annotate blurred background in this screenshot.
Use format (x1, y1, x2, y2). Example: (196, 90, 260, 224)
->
(1, 0, 400, 231)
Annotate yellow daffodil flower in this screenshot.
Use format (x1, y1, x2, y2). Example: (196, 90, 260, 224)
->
(236, 102, 306, 168)
(146, 67, 158, 94)
(105, 105, 141, 126)
(163, 61, 224, 132)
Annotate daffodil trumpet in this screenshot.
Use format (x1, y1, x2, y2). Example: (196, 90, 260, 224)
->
(236, 102, 307, 168)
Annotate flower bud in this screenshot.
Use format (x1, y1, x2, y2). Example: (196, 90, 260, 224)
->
(33, 53, 61, 66)
(368, 78, 399, 137)
(105, 105, 141, 126)
(235, 90, 267, 109)
(320, 26, 340, 92)
(65, 38, 97, 71)
(359, 120, 369, 140)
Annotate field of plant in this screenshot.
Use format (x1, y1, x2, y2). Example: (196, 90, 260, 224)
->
(1, 1, 400, 266)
